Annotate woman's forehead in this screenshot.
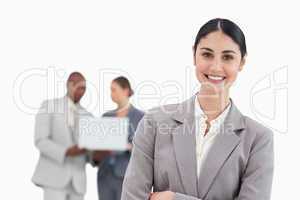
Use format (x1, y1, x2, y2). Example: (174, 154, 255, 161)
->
(197, 31, 240, 53)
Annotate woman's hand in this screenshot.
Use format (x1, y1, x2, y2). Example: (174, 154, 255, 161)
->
(127, 143, 133, 151)
(149, 191, 175, 200)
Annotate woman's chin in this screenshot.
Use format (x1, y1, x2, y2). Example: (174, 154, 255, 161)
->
(199, 82, 229, 95)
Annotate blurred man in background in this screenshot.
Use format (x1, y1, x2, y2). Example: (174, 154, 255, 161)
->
(32, 72, 92, 200)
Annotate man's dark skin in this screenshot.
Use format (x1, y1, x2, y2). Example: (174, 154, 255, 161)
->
(65, 72, 87, 157)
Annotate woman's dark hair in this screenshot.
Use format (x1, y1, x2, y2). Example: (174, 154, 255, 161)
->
(113, 76, 134, 97)
(193, 18, 247, 58)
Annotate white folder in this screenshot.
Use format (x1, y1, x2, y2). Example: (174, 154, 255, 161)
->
(78, 116, 129, 150)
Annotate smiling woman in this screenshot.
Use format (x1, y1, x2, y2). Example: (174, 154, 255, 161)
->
(121, 18, 274, 200)
(193, 19, 247, 105)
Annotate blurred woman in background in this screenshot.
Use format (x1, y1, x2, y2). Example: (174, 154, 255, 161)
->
(93, 76, 144, 200)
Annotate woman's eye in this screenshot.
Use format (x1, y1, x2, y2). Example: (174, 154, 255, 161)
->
(223, 54, 234, 61)
(202, 52, 213, 58)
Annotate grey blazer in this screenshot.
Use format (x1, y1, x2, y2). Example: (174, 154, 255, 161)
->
(121, 95, 274, 200)
(98, 105, 145, 178)
(32, 96, 92, 194)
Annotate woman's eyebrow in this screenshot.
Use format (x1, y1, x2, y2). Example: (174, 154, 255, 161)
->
(222, 50, 237, 54)
(200, 47, 214, 52)
(200, 48, 237, 54)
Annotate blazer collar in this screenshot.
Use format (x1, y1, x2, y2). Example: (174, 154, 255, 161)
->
(171, 94, 245, 131)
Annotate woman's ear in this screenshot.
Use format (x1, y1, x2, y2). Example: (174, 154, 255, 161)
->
(125, 88, 131, 98)
(239, 56, 246, 71)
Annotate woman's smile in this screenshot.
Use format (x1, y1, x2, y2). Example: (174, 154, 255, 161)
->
(204, 73, 226, 84)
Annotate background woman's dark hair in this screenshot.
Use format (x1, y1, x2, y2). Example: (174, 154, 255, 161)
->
(193, 18, 247, 58)
(113, 76, 134, 97)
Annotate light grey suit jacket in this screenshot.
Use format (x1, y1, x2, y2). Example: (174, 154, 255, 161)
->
(121, 95, 274, 200)
(32, 96, 92, 194)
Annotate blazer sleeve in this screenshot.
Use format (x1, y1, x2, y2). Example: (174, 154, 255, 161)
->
(121, 113, 156, 200)
(236, 130, 274, 200)
(34, 100, 68, 164)
(121, 112, 203, 200)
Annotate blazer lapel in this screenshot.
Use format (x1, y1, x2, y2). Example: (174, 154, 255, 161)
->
(197, 99, 245, 199)
(171, 96, 198, 197)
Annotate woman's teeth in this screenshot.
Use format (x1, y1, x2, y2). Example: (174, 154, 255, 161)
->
(207, 75, 224, 81)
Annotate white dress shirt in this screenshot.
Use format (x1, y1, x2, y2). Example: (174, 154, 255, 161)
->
(67, 97, 78, 130)
(194, 96, 231, 178)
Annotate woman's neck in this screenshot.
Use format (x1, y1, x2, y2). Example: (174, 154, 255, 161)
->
(116, 100, 130, 117)
(117, 99, 130, 111)
(197, 89, 230, 122)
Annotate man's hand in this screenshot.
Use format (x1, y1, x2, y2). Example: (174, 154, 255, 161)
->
(150, 191, 175, 200)
(92, 150, 112, 162)
(66, 145, 86, 157)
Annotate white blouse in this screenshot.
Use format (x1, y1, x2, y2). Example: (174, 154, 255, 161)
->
(194, 96, 231, 178)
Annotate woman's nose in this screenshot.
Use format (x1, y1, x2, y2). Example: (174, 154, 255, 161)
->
(210, 58, 223, 71)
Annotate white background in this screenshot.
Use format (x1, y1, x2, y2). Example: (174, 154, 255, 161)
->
(0, 0, 298, 199)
